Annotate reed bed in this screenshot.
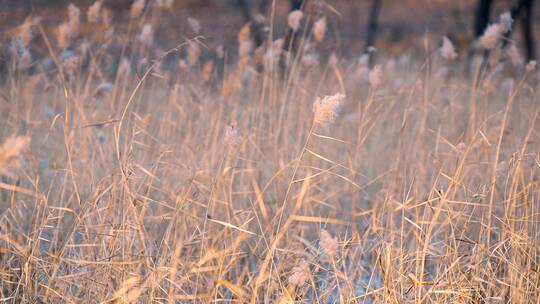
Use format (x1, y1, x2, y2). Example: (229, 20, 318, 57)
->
(0, 1, 539, 303)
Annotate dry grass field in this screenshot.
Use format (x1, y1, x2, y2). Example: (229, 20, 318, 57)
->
(0, 1, 540, 303)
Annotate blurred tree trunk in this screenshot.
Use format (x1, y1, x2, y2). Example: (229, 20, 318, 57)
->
(474, 0, 493, 37)
(106, 0, 134, 11)
(365, 0, 382, 67)
(237, 0, 252, 21)
(290, 0, 303, 10)
(474, 0, 536, 60)
(521, 0, 535, 60)
(501, 0, 536, 60)
(260, 0, 270, 12)
(365, 0, 382, 51)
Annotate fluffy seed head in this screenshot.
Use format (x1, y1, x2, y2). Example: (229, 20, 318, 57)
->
(288, 260, 310, 287)
(313, 16, 327, 43)
(0, 135, 31, 178)
(263, 39, 283, 68)
(480, 24, 502, 50)
(499, 11, 513, 33)
(320, 230, 338, 259)
(313, 93, 344, 125)
(482, 73, 495, 93)
(526, 60, 537, 72)
(456, 142, 467, 153)
(55, 4, 81, 48)
(138, 23, 154, 46)
(202, 60, 214, 82)
(355, 54, 370, 82)
(253, 13, 266, 24)
(501, 77, 515, 93)
(507, 44, 523, 66)
(130, 0, 145, 18)
(187, 17, 201, 33)
(302, 52, 318, 68)
(101, 7, 112, 27)
(87, 1, 102, 23)
(496, 160, 510, 176)
(0, 136, 30, 162)
(369, 64, 383, 88)
(18, 17, 35, 47)
(178, 59, 188, 71)
(118, 57, 131, 77)
(237, 23, 251, 44)
(57, 22, 71, 48)
(328, 52, 338, 66)
(155, 0, 174, 8)
(68, 3, 81, 36)
(238, 40, 253, 58)
(287, 10, 303, 32)
(224, 124, 242, 146)
(216, 45, 224, 59)
(440, 36, 457, 61)
(272, 38, 285, 51)
(254, 45, 265, 66)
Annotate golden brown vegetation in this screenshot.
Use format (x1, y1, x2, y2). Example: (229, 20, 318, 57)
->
(0, 1, 539, 303)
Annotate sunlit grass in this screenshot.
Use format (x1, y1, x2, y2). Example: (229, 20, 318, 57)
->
(0, 1, 539, 303)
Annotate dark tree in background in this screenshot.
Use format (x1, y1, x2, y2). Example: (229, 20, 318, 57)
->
(290, 0, 303, 10)
(474, 0, 536, 60)
(511, 0, 535, 60)
(365, 0, 382, 67)
(474, 0, 493, 38)
(365, 0, 382, 52)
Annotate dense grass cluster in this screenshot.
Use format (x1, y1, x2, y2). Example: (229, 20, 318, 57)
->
(0, 1, 539, 303)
